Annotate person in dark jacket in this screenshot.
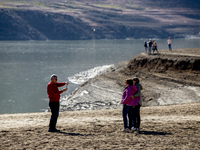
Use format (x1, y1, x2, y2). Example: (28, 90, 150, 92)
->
(131, 78, 143, 131)
(148, 39, 153, 55)
(144, 41, 147, 52)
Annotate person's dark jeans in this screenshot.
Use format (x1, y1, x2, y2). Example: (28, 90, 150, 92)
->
(133, 104, 141, 128)
(122, 104, 133, 129)
(49, 102, 60, 130)
(168, 44, 172, 51)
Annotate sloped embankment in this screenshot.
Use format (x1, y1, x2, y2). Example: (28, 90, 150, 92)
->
(60, 48, 200, 111)
(127, 49, 200, 86)
(128, 52, 200, 72)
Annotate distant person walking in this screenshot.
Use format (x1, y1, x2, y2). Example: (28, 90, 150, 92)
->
(144, 41, 147, 52)
(47, 74, 69, 132)
(131, 78, 143, 132)
(167, 37, 172, 51)
(121, 79, 137, 132)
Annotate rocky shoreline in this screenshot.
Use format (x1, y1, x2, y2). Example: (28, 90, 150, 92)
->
(59, 48, 200, 111)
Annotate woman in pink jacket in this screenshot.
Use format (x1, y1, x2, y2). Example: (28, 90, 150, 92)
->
(121, 79, 137, 132)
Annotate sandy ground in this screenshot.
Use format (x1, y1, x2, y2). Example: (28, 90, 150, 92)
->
(0, 103, 200, 149)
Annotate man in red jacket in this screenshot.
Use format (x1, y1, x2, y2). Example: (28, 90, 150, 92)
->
(47, 74, 69, 132)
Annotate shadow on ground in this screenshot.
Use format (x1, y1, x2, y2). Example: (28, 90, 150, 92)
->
(58, 131, 93, 136)
(139, 131, 172, 135)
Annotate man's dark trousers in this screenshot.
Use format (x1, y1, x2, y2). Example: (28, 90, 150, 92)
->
(49, 102, 59, 130)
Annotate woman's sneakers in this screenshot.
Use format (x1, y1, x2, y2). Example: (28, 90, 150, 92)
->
(122, 128, 140, 133)
(130, 127, 140, 132)
(122, 128, 130, 132)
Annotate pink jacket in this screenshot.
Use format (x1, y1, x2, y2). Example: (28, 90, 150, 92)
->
(121, 85, 138, 106)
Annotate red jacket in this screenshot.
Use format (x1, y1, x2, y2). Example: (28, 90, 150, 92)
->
(47, 82, 65, 102)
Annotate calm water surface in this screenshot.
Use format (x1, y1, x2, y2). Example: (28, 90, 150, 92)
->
(0, 39, 200, 114)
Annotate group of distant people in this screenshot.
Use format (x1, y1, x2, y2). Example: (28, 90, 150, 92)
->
(144, 37, 172, 55)
(144, 39, 158, 55)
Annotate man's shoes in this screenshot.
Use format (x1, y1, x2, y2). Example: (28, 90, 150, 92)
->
(54, 129, 60, 132)
(48, 129, 60, 132)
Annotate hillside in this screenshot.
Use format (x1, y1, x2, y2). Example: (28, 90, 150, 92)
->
(0, 0, 200, 40)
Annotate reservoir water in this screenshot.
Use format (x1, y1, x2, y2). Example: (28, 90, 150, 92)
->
(0, 38, 200, 114)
